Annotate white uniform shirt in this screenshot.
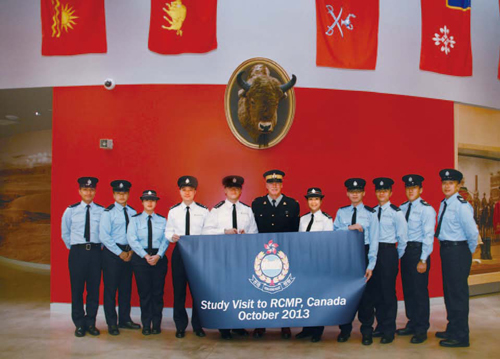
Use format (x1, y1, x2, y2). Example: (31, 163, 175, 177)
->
(299, 210, 334, 232)
(202, 199, 258, 235)
(164, 201, 209, 242)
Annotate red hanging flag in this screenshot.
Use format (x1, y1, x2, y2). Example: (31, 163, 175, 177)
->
(41, 0, 107, 56)
(420, 0, 472, 76)
(316, 0, 379, 70)
(148, 0, 218, 55)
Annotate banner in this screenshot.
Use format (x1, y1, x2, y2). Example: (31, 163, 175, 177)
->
(178, 231, 366, 329)
(316, 0, 379, 70)
(41, 0, 107, 56)
(420, 0, 472, 76)
(148, 0, 218, 55)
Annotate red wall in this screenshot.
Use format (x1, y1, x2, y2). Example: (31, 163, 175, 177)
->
(51, 85, 454, 305)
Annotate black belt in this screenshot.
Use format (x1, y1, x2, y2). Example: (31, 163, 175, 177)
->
(117, 243, 131, 252)
(379, 243, 396, 248)
(440, 240, 467, 247)
(145, 249, 159, 256)
(407, 241, 423, 247)
(72, 243, 101, 250)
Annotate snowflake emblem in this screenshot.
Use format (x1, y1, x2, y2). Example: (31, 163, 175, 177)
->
(264, 240, 279, 254)
(432, 26, 456, 55)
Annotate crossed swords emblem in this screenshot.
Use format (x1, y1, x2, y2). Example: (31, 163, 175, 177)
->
(325, 5, 356, 37)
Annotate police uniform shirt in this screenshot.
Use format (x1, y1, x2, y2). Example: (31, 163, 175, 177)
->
(202, 199, 258, 235)
(127, 212, 168, 258)
(373, 201, 408, 258)
(61, 201, 105, 249)
(267, 194, 283, 207)
(165, 202, 209, 242)
(299, 210, 333, 232)
(437, 192, 479, 253)
(333, 203, 379, 270)
(99, 202, 137, 256)
(400, 198, 436, 261)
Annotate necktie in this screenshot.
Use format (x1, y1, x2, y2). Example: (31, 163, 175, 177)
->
(232, 204, 238, 229)
(84, 205, 90, 242)
(272, 199, 277, 208)
(147, 215, 153, 251)
(405, 202, 412, 222)
(306, 214, 314, 232)
(378, 207, 382, 221)
(435, 201, 447, 238)
(351, 207, 357, 225)
(185, 206, 190, 235)
(124, 207, 129, 232)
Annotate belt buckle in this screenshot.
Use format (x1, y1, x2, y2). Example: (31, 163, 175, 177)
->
(85, 243, 91, 251)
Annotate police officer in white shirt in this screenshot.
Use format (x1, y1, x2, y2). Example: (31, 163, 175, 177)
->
(203, 175, 258, 339)
(165, 176, 209, 339)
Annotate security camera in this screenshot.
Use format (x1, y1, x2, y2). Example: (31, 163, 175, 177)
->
(104, 78, 116, 90)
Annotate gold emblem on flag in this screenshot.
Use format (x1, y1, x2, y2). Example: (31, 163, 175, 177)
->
(162, 0, 187, 36)
(51, 0, 78, 38)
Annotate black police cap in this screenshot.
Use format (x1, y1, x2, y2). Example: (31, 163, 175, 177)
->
(439, 169, 463, 182)
(110, 180, 132, 192)
(402, 174, 424, 187)
(263, 169, 285, 183)
(305, 187, 324, 199)
(373, 177, 394, 190)
(140, 190, 160, 201)
(177, 176, 198, 189)
(344, 178, 366, 191)
(78, 177, 98, 188)
(222, 175, 244, 188)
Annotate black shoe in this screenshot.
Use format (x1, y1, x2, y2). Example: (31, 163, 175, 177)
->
(175, 330, 185, 338)
(281, 327, 292, 339)
(396, 327, 415, 336)
(152, 327, 161, 335)
(74, 327, 86, 338)
(411, 334, 427, 344)
(362, 335, 373, 345)
(87, 326, 100, 336)
(435, 331, 449, 339)
(439, 339, 469, 347)
(142, 327, 151, 336)
(337, 332, 350, 342)
(295, 330, 312, 339)
(232, 329, 249, 336)
(119, 321, 141, 330)
(311, 335, 322, 343)
(194, 329, 206, 337)
(380, 335, 394, 344)
(221, 331, 232, 340)
(108, 325, 120, 336)
(372, 330, 383, 338)
(253, 328, 266, 338)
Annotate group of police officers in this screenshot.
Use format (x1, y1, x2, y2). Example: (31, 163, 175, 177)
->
(61, 168, 478, 348)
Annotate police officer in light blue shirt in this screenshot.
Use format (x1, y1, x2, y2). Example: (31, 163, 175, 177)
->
(435, 169, 478, 348)
(61, 177, 104, 338)
(334, 178, 379, 345)
(397, 174, 436, 344)
(127, 190, 168, 336)
(100, 180, 140, 335)
(371, 177, 408, 344)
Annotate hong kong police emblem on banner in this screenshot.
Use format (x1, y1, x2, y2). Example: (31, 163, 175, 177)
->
(249, 240, 295, 294)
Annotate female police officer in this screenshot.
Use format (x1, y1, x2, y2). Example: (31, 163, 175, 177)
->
(127, 190, 169, 336)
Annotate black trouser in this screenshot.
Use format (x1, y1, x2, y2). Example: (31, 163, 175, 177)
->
(102, 245, 134, 326)
(68, 243, 102, 328)
(441, 241, 472, 342)
(339, 245, 376, 336)
(132, 251, 168, 329)
(401, 241, 430, 335)
(373, 244, 398, 337)
(172, 245, 202, 331)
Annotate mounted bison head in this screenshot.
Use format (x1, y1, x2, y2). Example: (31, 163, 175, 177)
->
(236, 64, 296, 144)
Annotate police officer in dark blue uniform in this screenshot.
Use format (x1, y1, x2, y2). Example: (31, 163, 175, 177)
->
(251, 169, 300, 339)
(435, 169, 478, 348)
(100, 180, 141, 335)
(61, 177, 104, 337)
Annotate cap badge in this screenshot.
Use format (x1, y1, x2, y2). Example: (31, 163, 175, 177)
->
(445, 171, 450, 176)
(186, 178, 190, 184)
(311, 189, 316, 194)
(148, 191, 152, 195)
(380, 181, 384, 186)
(272, 173, 277, 179)
(233, 178, 237, 183)
(409, 177, 413, 182)
(119, 183, 123, 188)
(87, 179, 91, 185)
(353, 181, 358, 186)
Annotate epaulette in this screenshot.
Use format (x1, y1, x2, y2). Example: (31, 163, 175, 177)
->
(341, 205, 350, 209)
(132, 213, 141, 217)
(156, 213, 166, 218)
(300, 212, 310, 218)
(105, 203, 115, 211)
(94, 203, 104, 208)
(457, 196, 467, 204)
(195, 202, 208, 209)
(69, 202, 80, 208)
(364, 205, 376, 213)
(214, 200, 225, 209)
(400, 201, 409, 206)
(322, 212, 332, 219)
(420, 199, 431, 206)
(240, 202, 250, 208)
(170, 203, 181, 210)
(390, 204, 401, 212)
(127, 204, 136, 211)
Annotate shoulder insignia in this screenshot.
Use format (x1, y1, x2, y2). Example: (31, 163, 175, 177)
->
(94, 203, 104, 208)
(105, 203, 115, 211)
(195, 202, 208, 209)
(457, 196, 467, 204)
(400, 201, 409, 206)
(214, 200, 225, 209)
(420, 199, 430, 206)
(340, 205, 350, 209)
(390, 204, 401, 212)
(364, 205, 376, 213)
(132, 213, 141, 217)
(300, 212, 311, 218)
(69, 202, 80, 208)
(127, 204, 136, 211)
(322, 212, 332, 219)
(170, 203, 181, 210)
(240, 202, 250, 208)
(156, 213, 166, 219)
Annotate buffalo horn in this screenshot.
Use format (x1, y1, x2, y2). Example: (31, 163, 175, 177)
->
(236, 71, 251, 91)
(280, 74, 297, 93)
